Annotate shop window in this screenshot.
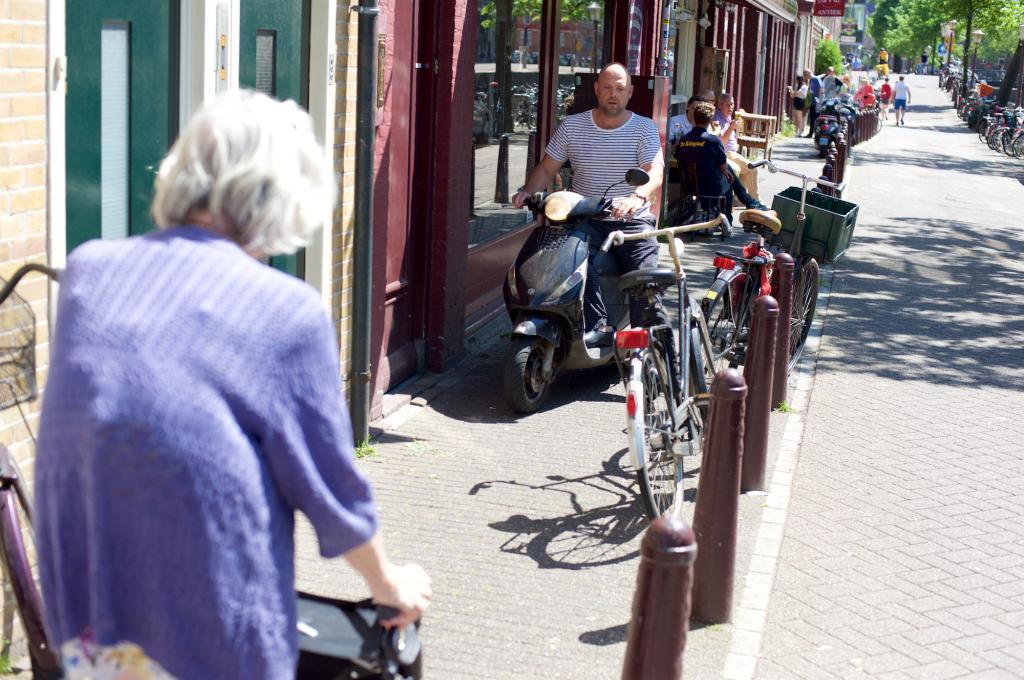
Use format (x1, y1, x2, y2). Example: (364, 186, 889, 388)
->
(100, 21, 130, 241)
(468, 2, 542, 249)
(555, 4, 597, 125)
(255, 30, 277, 97)
(467, 0, 604, 248)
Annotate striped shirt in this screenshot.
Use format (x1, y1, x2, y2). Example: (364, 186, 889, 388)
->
(545, 110, 664, 220)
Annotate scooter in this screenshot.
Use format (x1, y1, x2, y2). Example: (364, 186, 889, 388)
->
(502, 169, 649, 413)
(814, 97, 857, 157)
(813, 113, 840, 157)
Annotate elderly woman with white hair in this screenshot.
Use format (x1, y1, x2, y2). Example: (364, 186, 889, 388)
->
(33, 90, 431, 678)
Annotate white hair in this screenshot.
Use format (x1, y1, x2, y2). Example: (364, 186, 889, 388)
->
(151, 89, 335, 256)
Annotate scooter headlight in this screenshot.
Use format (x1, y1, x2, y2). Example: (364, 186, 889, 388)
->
(543, 191, 584, 222)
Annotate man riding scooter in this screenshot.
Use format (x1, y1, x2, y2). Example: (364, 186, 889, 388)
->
(511, 62, 664, 350)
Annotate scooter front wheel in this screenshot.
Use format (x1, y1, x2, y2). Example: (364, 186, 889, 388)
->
(503, 336, 552, 413)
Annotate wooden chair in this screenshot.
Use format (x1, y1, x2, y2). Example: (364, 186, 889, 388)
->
(736, 111, 778, 159)
(668, 161, 730, 240)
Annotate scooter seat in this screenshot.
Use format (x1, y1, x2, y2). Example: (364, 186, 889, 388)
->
(618, 267, 677, 292)
(737, 208, 782, 235)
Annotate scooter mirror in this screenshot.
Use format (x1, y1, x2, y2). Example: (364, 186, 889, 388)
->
(625, 168, 650, 187)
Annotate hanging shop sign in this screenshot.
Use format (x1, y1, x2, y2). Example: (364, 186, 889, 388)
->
(813, 0, 845, 17)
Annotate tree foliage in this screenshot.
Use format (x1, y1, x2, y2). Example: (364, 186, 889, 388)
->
(867, 0, 1024, 63)
(815, 38, 844, 73)
(480, 0, 594, 28)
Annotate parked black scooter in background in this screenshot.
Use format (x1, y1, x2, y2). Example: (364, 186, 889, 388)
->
(813, 97, 857, 157)
(502, 169, 649, 413)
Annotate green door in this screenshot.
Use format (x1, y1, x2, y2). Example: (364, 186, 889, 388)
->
(239, 0, 311, 277)
(65, 1, 179, 253)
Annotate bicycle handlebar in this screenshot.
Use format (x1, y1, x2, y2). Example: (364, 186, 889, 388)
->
(599, 216, 726, 253)
(0, 263, 60, 307)
(746, 159, 843, 189)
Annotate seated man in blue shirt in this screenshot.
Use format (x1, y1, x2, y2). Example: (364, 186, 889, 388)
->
(670, 95, 765, 213)
(674, 101, 738, 223)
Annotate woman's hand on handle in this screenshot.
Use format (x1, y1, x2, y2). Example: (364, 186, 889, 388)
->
(369, 562, 433, 629)
(344, 532, 433, 629)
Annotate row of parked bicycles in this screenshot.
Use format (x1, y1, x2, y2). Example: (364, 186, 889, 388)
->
(956, 92, 1024, 158)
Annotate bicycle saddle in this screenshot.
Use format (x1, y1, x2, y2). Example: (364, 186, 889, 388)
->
(618, 267, 677, 292)
(737, 208, 782, 235)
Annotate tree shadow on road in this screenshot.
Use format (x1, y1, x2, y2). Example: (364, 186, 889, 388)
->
(818, 215, 1024, 391)
(853, 145, 1022, 179)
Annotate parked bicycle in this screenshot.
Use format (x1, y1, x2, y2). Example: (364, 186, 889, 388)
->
(0, 263, 61, 678)
(0, 263, 421, 680)
(702, 160, 857, 373)
(600, 216, 724, 519)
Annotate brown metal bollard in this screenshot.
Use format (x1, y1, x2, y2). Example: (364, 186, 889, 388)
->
(494, 133, 510, 204)
(741, 295, 779, 492)
(835, 133, 847, 186)
(771, 252, 794, 409)
(525, 130, 537, 183)
(690, 369, 746, 624)
(819, 162, 835, 196)
(621, 517, 697, 680)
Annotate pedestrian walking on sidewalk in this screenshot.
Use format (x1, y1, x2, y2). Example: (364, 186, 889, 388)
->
(33, 90, 432, 679)
(879, 76, 893, 122)
(893, 75, 911, 125)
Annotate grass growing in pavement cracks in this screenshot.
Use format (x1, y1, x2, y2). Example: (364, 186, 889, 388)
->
(355, 438, 376, 459)
(0, 650, 13, 674)
(776, 401, 794, 414)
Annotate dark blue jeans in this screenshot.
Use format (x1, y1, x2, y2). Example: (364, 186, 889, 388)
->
(582, 217, 659, 331)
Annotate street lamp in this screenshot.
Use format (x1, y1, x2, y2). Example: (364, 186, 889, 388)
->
(970, 29, 984, 88)
(587, 2, 602, 73)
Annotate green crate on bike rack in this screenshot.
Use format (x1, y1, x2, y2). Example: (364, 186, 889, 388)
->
(768, 187, 859, 264)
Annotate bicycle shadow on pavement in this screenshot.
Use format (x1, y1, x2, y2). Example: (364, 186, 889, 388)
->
(816, 216, 1024, 391)
(470, 450, 649, 571)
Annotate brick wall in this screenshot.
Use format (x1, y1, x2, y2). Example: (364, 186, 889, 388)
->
(0, 0, 48, 465)
(0, 0, 49, 663)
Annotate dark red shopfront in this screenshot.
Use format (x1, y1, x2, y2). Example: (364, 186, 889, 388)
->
(699, 0, 799, 122)
(365, 0, 797, 419)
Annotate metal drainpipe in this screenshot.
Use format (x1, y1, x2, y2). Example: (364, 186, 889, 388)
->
(350, 0, 379, 443)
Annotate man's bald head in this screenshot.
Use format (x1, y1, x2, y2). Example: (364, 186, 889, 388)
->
(598, 62, 632, 87)
(593, 62, 634, 121)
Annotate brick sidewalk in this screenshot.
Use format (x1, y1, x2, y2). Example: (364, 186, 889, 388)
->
(293, 131, 835, 678)
(755, 75, 1024, 678)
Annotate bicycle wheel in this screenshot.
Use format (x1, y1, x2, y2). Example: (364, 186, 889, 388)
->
(688, 322, 714, 425)
(679, 324, 713, 466)
(788, 258, 820, 371)
(987, 127, 1002, 151)
(1013, 133, 1024, 159)
(629, 347, 681, 519)
(702, 271, 752, 371)
(0, 461, 61, 676)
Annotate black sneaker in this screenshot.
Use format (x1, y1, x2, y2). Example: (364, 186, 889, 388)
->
(746, 200, 769, 211)
(584, 322, 615, 348)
